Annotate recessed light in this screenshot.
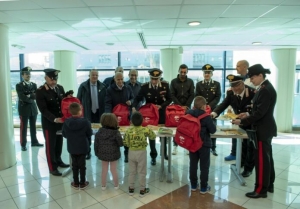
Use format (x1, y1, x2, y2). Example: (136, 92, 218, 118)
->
(188, 21, 201, 26)
(106, 43, 114, 45)
(252, 42, 262, 45)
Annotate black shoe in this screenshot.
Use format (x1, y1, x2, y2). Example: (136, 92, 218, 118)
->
(241, 170, 252, 177)
(86, 153, 91, 160)
(268, 187, 274, 193)
(31, 143, 44, 147)
(151, 158, 156, 166)
(245, 191, 267, 198)
(51, 169, 62, 176)
(58, 163, 70, 168)
(124, 156, 128, 163)
(21, 146, 27, 151)
(211, 150, 218, 156)
(164, 155, 168, 160)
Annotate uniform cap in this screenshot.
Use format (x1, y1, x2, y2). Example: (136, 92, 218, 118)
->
(148, 68, 163, 79)
(248, 64, 270, 78)
(226, 74, 243, 87)
(21, 66, 32, 74)
(202, 64, 214, 72)
(44, 68, 61, 80)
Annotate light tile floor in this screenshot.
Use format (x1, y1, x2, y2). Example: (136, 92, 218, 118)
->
(0, 129, 300, 209)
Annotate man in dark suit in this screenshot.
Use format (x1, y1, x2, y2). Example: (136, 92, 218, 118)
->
(16, 67, 43, 151)
(125, 69, 143, 109)
(103, 66, 124, 87)
(232, 64, 277, 198)
(195, 64, 221, 156)
(36, 69, 72, 176)
(212, 75, 255, 177)
(132, 68, 172, 165)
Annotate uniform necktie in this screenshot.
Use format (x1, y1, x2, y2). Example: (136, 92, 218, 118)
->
(91, 85, 97, 113)
(237, 95, 242, 104)
(154, 85, 157, 90)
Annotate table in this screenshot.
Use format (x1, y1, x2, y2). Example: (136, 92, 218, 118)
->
(57, 125, 248, 186)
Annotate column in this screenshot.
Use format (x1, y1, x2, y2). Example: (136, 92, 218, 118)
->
(54, 50, 77, 95)
(0, 24, 16, 170)
(271, 48, 297, 132)
(160, 48, 183, 82)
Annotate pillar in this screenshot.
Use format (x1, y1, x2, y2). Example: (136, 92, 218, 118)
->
(160, 48, 183, 82)
(54, 50, 77, 95)
(0, 24, 16, 170)
(271, 48, 297, 132)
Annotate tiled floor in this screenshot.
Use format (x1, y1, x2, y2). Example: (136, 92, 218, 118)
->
(0, 129, 300, 209)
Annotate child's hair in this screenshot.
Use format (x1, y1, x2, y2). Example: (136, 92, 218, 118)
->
(194, 96, 207, 109)
(69, 102, 81, 115)
(131, 111, 143, 126)
(100, 113, 118, 128)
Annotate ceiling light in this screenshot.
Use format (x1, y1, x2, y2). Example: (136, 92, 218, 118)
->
(252, 42, 262, 45)
(11, 44, 25, 49)
(188, 21, 201, 26)
(106, 43, 114, 46)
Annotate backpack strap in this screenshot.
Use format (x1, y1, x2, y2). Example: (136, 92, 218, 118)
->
(197, 112, 209, 120)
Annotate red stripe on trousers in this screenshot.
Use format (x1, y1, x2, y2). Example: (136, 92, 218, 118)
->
(256, 141, 264, 193)
(20, 116, 23, 145)
(45, 130, 53, 171)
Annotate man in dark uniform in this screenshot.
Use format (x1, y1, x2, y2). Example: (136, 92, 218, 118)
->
(233, 64, 277, 198)
(170, 64, 195, 155)
(36, 69, 72, 176)
(195, 64, 221, 156)
(16, 66, 43, 151)
(132, 68, 172, 165)
(211, 75, 255, 177)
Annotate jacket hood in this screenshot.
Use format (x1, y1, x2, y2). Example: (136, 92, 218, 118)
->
(64, 117, 88, 130)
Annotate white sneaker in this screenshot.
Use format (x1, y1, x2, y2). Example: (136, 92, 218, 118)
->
(172, 146, 177, 155)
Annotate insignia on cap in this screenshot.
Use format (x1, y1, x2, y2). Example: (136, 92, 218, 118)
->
(227, 75, 234, 81)
(205, 65, 211, 70)
(54, 71, 58, 75)
(153, 71, 159, 76)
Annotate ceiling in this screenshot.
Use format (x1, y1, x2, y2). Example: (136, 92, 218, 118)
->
(1, 0, 300, 55)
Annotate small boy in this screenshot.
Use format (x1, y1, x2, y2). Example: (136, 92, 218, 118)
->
(62, 102, 93, 190)
(187, 96, 216, 194)
(123, 111, 156, 197)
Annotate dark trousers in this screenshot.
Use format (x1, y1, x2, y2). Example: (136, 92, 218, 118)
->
(189, 146, 210, 188)
(124, 146, 129, 158)
(42, 122, 63, 172)
(88, 109, 100, 155)
(149, 138, 157, 159)
(20, 115, 39, 147)
(231, 138, 255, 171)
(211, 119, 217, 150)
(71, 154, 86, 184)
(254, 138, 275, 194)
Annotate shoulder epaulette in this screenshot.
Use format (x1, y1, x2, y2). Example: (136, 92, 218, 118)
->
(161, 80, 169, 84)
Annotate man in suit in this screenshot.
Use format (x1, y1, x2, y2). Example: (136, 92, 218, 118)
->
(195, 64, 221, 156)
(125, 69, 143, 109)
(36, 69, 72, 176)
(77, 69, 106, 159)
(232, 64, 277, 198)
(16, 66, 43, 151)
(103, 66, 124, 87)
(132, 68, 172, 165)
(211, 75, 255, 177)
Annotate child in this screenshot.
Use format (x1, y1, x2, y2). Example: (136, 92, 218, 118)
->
(187, 96, 216, 194)
(123, 111, 156, 197)
(94, 113, 123, 190)
(62, 102, 92, 190)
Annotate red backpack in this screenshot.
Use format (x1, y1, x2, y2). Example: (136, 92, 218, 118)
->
(112, 104, 130, 126)
(61, 97, 83, 122)
(139, 103, 159, 126)
(165, 104, 185, 127)
(174, 113, 208, 152)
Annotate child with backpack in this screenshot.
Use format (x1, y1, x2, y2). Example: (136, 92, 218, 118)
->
(187, 96, 216, 194)
(62, 102, 93, 190)
(94, 113, 123, 190)
(123, 111, 156, 197)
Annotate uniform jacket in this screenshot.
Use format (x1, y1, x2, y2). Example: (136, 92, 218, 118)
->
(195, 80, 221, 110)
(241, 80, 277, 140)
(77, 79, 106, 121)
(186, 109, 216, 148)
(16, 81, 38, 116)
(62, 117, 93, 154)
(94, 127, 123, 161)
(125, 80, 144, 109)
(170, 75, 195, 108)
(133, 81, 172, 124)
(123, 126, 156, 151)
(104, 83, 134, 113)
(213, 85, 255, 129)
(36, 83, 65, 123)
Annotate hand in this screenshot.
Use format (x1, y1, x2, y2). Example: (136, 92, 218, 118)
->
(54, 118, 63, 123)
(231, 119, 241, 125)
(210, 112, 217, 118)
(238, 112, 248, 119)
(156, 105, 161, 109)
(132, 107, 137, 112)
(126, 100, 131, 106)
(182, 106, 188, 110)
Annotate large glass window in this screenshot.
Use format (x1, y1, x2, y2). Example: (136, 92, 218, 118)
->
(121, 51, 160, 69)
(293, 51, 300, 127)
(76, 51, 118, 69)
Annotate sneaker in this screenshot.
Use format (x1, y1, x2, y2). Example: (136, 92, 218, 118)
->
(129, 187, 134, 196)
(139, 188, 150, 197)
(172, 146, 177, 155)
(200, 185, 211, 194)
(71, 182, 79, 190)
(114, 185, 119, 190)
(101, 185, 106, 190)
(79, 181, 89, 190)
(224, 154, 236, 161)
(191, 183, 199, 192)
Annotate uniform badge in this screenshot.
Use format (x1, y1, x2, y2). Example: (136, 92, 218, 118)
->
(147, 93, 151, 96)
